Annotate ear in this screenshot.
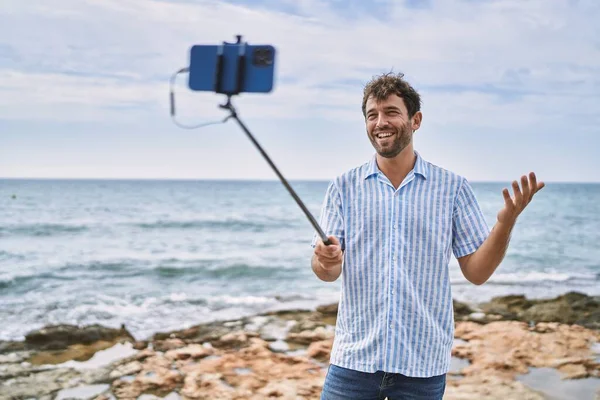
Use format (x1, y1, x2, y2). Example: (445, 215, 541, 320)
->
(411, 111, 423, 131)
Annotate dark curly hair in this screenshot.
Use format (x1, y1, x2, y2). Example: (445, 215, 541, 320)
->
(361, 72, 422, 118)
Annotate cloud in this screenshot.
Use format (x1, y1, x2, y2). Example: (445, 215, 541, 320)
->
(0, 0, 598, 132)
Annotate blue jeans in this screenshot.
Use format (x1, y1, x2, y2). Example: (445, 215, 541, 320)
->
(321, 364, 446, 400)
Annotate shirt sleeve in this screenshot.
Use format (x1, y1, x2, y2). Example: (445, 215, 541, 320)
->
(311, 180, 345, 250)
(452, 178, 491, 258)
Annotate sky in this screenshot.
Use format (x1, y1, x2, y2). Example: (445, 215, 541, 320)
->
(0, 0, 599, 183)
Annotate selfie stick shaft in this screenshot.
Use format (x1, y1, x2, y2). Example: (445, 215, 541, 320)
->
(220, 100, 331, 246)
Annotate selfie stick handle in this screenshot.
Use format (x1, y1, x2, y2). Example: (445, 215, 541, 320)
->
(219, 99, 331, 246)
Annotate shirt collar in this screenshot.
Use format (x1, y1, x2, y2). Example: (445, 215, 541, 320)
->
(363, 151, 429, 181)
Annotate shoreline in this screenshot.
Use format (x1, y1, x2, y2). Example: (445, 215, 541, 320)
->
(1, 292, 598, 399)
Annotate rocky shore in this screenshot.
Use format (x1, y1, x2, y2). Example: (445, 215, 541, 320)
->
(1, 292, 599, 400)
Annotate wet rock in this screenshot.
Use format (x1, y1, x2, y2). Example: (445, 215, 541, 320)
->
(316, 303, 338, 316)
(152, 320, 243, 345)
(480, 292, 600, 329)
(25, 324, 135, 351)
(453, 299, 476, 320)
(28, 340, 128, 366)
(0, 341, 27, 354)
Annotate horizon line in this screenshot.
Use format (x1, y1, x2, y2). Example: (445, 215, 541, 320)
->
(1, 177, 599, 184)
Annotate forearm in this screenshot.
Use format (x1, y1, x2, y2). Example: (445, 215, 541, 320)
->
(311, 254, 342, 282)
(461, 221, 515, 285)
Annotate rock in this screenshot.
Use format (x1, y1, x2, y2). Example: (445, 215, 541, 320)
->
(557, 363, 589, 379)
(479, 292, 600, 329)
(306, 339, 333, 361)
(453, 300, 476, 320)
(2, 293, 598, 400)
(217, 330, 259, 349)
(0, 365, 111, 399)
(133, 341, 148, 350)
(152, 338, 186, 352)
(28, 339, 128, 366)
(453, 320, 600, 380)
(316, 303, 338, 316)
(444, 375, 546, 400)
(164, 344, 214, 361)
(25, 324, 135, 351)
(111, 355, 184, 398)
(0, 368, 83, 398)
(109, 360, 143, 379)
(287, 327, 334, 345)
(0, 341, 27, 354)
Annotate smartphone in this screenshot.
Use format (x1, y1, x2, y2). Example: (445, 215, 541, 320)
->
(188, 42, 276, 94)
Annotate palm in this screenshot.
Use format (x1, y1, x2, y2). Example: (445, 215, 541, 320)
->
(497, 172, 545, 224)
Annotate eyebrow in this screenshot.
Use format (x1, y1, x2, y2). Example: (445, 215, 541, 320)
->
(366, 106, 402, 115)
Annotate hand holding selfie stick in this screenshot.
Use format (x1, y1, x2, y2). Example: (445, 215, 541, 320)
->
(170, 35, 332, 246)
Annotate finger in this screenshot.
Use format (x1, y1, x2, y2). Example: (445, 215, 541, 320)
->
(528, 172, 538, 200)
(327, 236, 340, 246)
(318, 250, 341, 260)
(530, 172, 545, 192)
(538, 181, 545, 191)
(512, 180, 523, 208)
(502, 187, 513, 206)
(521, 175, 530, 204)
(316, 245, 341, 259)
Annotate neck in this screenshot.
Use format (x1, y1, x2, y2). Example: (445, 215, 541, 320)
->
(376, 144, 416, 188)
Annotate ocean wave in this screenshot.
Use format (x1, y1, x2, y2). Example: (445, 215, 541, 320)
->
(208, 295, 276, 306)
(0, 272, 75, 290)
(0, 250, 27, 262)
(131, 218, 295, 232)
(452, 271, 599, 286)
(0, 223, 89, 238)
(153, 262, 285, 280)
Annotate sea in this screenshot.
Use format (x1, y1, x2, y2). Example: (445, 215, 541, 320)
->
(1, 179, 599, 342)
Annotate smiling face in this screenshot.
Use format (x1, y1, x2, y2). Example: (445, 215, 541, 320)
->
(365, 94, 419, 159)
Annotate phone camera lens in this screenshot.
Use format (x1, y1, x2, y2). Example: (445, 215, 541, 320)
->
(252, 47, 273, 67)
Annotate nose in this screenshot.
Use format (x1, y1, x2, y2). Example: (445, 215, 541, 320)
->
(375, 113, 390, 128)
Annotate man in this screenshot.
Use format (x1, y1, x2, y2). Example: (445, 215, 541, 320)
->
(311, 72, 544, 400)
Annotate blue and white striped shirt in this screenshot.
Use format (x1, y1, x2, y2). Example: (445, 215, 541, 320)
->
(311, 151, 490, 377)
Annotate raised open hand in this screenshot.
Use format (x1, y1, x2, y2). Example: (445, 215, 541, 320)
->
(497, 172, 545, 225)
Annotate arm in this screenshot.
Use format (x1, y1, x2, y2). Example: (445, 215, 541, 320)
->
(458, 172, 545, 285)
(457, 221, 513, 285)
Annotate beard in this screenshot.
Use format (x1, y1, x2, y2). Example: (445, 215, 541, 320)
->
(368, 122, 412, 159)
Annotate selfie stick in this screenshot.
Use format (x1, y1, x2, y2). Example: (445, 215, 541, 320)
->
(170, 35, 331, 246)
(218, 96, 331, 246)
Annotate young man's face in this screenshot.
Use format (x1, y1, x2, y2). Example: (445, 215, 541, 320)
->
(364, 94, 421, 159)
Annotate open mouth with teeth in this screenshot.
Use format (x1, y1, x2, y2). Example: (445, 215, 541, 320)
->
(375, 131, 395, 139)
